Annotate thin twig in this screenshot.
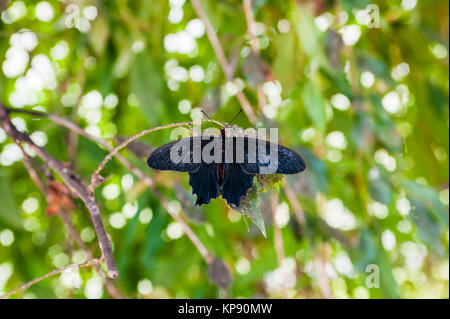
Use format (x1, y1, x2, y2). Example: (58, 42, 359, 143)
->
(67, 64, 86, 168)
(88, 121, 215, 263)
(283, 179, 306, 225)
(0, 104, 118, 279)
(190, 0, 232, 79)
(0, 258, 103, 299)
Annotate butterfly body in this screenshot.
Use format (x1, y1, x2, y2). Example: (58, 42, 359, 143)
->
(147, 128, 305, 208)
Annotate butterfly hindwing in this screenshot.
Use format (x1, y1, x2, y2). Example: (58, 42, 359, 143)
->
(147, 134, 306, 208)
(188, 163, 220, 205)
(221, 163, 255, 208)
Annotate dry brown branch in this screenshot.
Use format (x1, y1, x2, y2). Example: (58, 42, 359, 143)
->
(67, 64, 86, 168)
(0, 258, 103, 299)
(0, 104, 118, 279)
(270, 193, 285, 266)
(158, 193, 213, 263)
(189, 0, 258, 124)
(58, 210, 124, 299)
(243, 0, 260, 54)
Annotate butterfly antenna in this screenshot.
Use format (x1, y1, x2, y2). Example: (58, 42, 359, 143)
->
(200, 110, 223, 129)
(229, 109, 243, 124)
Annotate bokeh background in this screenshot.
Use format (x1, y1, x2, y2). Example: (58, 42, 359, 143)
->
(0, 0, 448, 299)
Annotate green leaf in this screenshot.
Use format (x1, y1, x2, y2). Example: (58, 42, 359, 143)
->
(255, 174, 283, 193)
(368, 174, 393, 205)
(410, 200, 446, 255)
(294, 4, 326, 62)
(0, 169, 22, 229)
(338, 0, 371, 13)
(112, 29, 133, 78)
(238, 186, 266, 237)
(130, 52, 165, 126)
(369, 95, 403, 153)
(302, 80, 327, 134)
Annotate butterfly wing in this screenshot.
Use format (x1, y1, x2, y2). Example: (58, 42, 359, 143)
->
(147, 137, 203, 172)
(221, 163, 255, 208)
(237, 137, 306, 174)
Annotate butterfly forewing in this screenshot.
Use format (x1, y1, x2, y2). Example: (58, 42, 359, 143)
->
(147, 137, 205, 172)
(238, 137, 306, 175)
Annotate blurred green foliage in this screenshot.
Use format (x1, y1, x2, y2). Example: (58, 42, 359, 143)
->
(0, 0, 448, 299)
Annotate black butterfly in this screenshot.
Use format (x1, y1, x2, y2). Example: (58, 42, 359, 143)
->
(147, 127, 305, 208)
